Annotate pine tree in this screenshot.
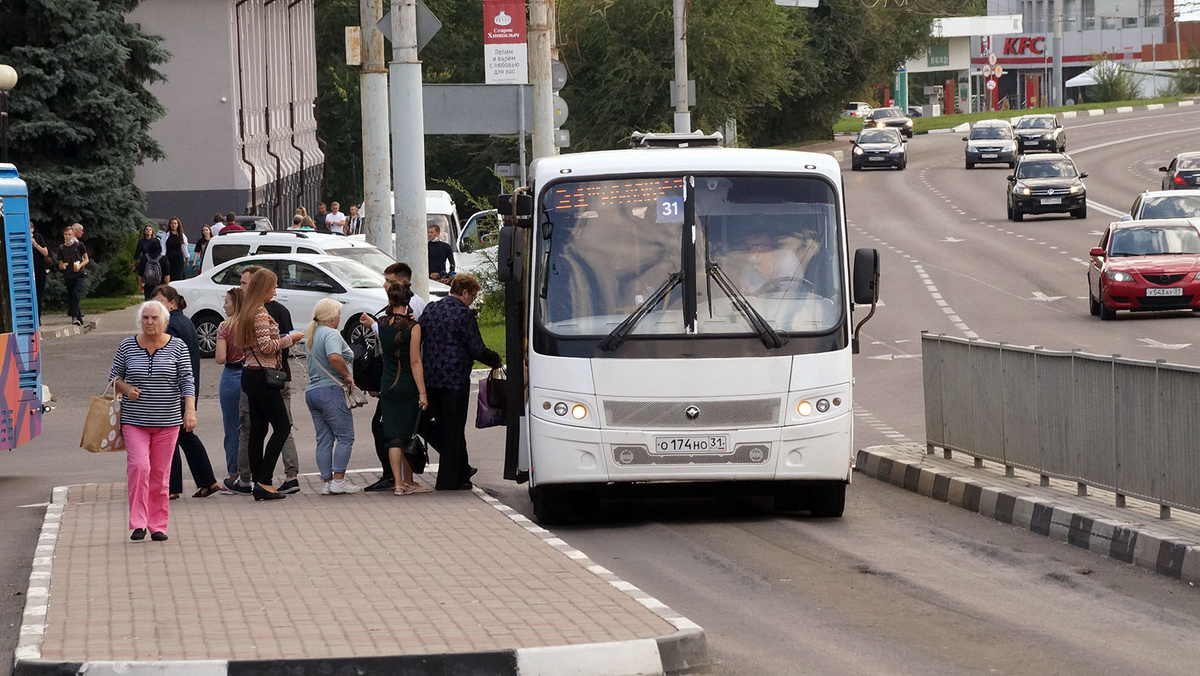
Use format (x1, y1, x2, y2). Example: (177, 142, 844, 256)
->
(0, 0, 168, 298)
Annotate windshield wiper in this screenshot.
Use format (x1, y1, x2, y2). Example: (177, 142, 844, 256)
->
(599, 272, 683, 351)
(705, 261, 787, 349)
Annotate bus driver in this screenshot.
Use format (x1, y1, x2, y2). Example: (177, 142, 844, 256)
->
(739, 231, 802, 294)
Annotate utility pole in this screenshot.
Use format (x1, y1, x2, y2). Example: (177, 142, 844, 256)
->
(360, 0, 391, 253)
(529, 0, 554, 159)
(673, 0, 690, 133)
(389, 0, 428, 294)
(1052, 0, 1063, 106)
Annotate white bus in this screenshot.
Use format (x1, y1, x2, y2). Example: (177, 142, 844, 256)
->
(493, 133, 879, 524)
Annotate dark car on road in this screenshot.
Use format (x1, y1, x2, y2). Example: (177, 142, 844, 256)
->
(963, 119, 1017, 169)
(861, 107, 914, 138)
(1013, 114, 1066, 154)
(1087, 218, 1200, 320)
(1160, 152, 1200, 190)
(850, 128, 907, 170)
(1006, 153, 1087, 221)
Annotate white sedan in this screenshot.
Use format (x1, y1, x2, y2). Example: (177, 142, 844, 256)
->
(172, 253, 388, 357)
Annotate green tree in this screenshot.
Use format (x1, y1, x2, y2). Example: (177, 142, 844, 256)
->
(1087, 55, 1142, 102)
(0, 0, 167, 299)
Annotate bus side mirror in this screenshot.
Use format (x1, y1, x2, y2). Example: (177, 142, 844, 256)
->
(851, 248, 880, 355)
(497, 225, 517, 283)
(852, 248, 879, 305)
(493, 193, 533, 223)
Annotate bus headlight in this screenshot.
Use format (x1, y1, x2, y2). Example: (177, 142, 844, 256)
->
(571, 404, 588, 420)
(554, 402, 568, 416)
(797, 400, 813, 417)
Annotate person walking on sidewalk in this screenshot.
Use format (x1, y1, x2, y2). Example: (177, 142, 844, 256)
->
(304, 298, 361, 495)
(138, 238, 169, 301)
(214, 288, 245, 490)
(164, 217, 189, 282)
(110, 300, 196, 542)
(234, 268, 304, 501)
(379, 282, 430, 495)
(56, 225, 89, 325)
(154, 286, 223, 499)
(419, 273, 498, 491)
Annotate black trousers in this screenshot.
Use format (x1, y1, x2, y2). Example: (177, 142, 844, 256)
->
(169, 427, 217, 494)
(242, 368, 290, 486)
(34, 271, 45, 317)
(427, 386, 471, 490)
(64, 275, 84, 321)
(371, 398, 393, 481)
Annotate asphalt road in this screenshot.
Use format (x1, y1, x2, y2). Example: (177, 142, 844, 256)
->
(5, 107, 1200, 675)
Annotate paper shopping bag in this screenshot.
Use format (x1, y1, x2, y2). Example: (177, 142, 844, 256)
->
(81, 379, 125, 452)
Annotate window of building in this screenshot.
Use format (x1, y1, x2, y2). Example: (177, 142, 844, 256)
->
(1102, 16, 1119, 29)
(1083, 0, 1096, 29)
(1144, 0, 1163, 26)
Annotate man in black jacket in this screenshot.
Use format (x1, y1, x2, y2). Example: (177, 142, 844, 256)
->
(427, 224, 455, 281)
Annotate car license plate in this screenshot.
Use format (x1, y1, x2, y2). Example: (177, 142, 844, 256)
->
(1041, 197, 1062, 205)
(1146, 287, 1184, 296)
(654, 436, 728, 453)
(1024, 140, 1038, 145)
(869, 156, 885, 161)
(981, 153, 998, 159)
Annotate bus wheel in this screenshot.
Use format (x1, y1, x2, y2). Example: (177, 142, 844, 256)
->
(809, 483, 846, 518)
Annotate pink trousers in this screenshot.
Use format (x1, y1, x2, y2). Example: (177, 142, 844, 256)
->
(124, 425, 179, 533)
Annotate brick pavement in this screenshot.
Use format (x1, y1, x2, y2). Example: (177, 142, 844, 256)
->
(14, 471, 707, 675)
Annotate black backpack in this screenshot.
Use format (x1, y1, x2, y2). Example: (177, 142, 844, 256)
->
(351, 331, 383, 393)
(143, 252, 165, 287)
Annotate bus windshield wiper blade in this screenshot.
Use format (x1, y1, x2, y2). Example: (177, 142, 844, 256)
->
(706, 262, 786, 349)
(599, 272, 683, 351)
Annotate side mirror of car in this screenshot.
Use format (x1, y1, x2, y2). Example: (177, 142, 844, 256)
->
(1119, 214, 1133, 222)
(1079, 172, 1088, 179)
(1089, 247, 1105, 257)
(1160, 166, 1169, 172)
(961, 136, 969, 142)
(1006, 175, 1016, 182)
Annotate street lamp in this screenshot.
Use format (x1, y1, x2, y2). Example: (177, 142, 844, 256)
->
(0, 64, 17, 164)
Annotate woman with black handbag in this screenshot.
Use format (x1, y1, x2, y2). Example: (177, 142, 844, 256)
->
(234, 269, 304, 501)
(378, 282, 430, 495)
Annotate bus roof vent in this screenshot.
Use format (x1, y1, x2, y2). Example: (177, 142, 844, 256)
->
(630, 131, 724, 149)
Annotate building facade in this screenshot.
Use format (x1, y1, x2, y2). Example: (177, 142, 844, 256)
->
(128, 0, 324, 238)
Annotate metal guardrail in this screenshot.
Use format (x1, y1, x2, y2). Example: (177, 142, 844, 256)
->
(922, 332, 1200, 519)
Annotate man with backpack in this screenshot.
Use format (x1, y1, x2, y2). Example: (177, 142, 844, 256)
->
(139, 238, 169, 300)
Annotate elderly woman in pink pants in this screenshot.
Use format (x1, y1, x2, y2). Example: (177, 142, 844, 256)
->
(109, 300, 197, 542)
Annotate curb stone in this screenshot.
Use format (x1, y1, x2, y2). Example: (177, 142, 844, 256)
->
(855, 446, 1200, 588)
(13, 477, 708, 676)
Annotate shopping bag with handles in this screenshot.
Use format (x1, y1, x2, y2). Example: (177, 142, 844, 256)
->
(81, 379, 126, 452)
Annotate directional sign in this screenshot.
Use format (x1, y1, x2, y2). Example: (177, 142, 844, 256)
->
(1138, 337, 1191, 350)
(1029, 291, 1065, 302)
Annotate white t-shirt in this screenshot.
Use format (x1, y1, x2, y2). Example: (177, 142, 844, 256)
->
(325, 212, 348, 234)
(370, 293, 427, 336)
(211, 222, 225, 236)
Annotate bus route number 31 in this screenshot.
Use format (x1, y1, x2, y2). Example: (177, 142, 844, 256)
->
(654, 435, 729, 453)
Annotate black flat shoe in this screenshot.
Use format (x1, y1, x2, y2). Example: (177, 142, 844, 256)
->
(150, 531, 168, 541)
(253, 485, 286, 501)
(130, 528, 147, 541)
(364, 477, 395, 492)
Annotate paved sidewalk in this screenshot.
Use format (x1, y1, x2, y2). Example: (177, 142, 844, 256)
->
(14, 469, 707, 676)
(857, 444, 1200, 588)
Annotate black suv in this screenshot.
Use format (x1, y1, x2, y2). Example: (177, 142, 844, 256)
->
(1006, 153, 1088, 221)
(860, 107, 914, 138)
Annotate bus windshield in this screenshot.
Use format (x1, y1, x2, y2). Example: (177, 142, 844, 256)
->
(538, 175, 844, 339)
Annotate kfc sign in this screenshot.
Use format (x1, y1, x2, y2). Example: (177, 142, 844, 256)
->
(1003, 37, 1045, 55)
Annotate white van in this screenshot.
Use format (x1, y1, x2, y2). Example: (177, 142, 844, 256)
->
(354, 189, 490, 276)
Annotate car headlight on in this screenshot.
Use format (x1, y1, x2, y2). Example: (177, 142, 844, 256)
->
(853, 146, 864, 156)
(1106, 271, 1134, 282)
(1003, 142, 1017, 152)
(1069, 184, 1084, 194)
(1014, 183, 1031, 196)
(876, 122, 886, 129)
(905, 119, 913, 126)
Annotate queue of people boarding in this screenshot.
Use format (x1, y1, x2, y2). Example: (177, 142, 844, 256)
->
(108, 260, 501, 542)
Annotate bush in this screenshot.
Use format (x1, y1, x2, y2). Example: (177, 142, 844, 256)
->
(1176, 47, 1200, 94)
(1088, 58, 1142, 102)
(92, 230, 140, 297)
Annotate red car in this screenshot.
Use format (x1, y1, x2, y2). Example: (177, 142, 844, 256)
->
(1088, 219, 1200, 320)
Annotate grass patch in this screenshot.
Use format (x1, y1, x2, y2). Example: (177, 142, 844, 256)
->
(475, 316, 506, 369)
(829, 95, 1191, 136)
(47, 295, 144, 315)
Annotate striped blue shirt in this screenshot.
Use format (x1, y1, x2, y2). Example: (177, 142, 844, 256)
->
(109, 336, 196, 427)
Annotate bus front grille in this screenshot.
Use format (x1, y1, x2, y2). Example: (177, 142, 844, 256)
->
(612, 444, 771, 466)
(603, 398, 781, 428)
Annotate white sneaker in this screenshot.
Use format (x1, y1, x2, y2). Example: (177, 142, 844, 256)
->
(329, 478, 362, 494)
(320, 481, 332, 495)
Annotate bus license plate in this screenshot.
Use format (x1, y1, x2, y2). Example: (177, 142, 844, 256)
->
(1146, 287, 1183, 296)
(1041, 197, 1062, 205)
(654, 436, 728, 454)
(981, 153, 998, 159)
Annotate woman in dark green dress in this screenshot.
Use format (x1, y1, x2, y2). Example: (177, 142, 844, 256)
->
(378, 282, 429, 495)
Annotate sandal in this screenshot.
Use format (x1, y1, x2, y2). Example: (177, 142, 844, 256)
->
(405, 484, 432, 494)
(192, 485, 220, 498)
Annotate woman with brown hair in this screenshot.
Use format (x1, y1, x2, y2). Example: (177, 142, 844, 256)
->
(234, 269, 304, 500)
(378, 282, 429, 495)
(164, 217, 189, 282)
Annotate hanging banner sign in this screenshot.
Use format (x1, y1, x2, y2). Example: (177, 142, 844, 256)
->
(483, 0, 528, 85)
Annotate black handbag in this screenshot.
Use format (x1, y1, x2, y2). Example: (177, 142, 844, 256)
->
(351, 330, 383, 392)
(484, 367, 507, 409)
(248, 349, 286, 390)
(404, 434, 428, 474)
